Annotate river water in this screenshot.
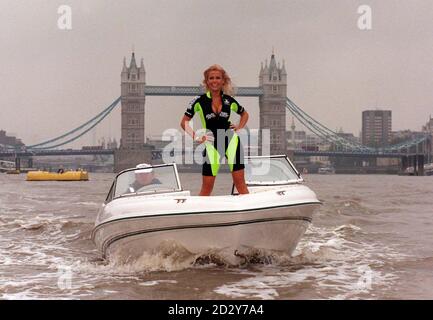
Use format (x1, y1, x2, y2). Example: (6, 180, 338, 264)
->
(0, 172, 432, 300)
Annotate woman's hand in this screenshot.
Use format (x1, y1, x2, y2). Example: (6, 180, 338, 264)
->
(194, 132, 214, 144)
(230, 111, 249, 132)
(231, 111, 249, 133)
(194, 135, 206, 144)
(229, 123, 241, 132)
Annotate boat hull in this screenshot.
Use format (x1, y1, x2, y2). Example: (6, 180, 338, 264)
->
(99, 207, 315, 265)
(92, 185, 320, 264)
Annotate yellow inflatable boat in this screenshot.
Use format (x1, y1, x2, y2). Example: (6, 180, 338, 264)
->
(26, 170, 89, 181)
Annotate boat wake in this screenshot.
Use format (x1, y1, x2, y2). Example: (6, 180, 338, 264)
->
(103, 242, 275, 272)
(84, 240, 310, 273)
(213, 224, 406, 299)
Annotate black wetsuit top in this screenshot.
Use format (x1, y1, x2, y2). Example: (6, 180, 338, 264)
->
(184, 91, 245, 137)
(184, 91, 246, 176)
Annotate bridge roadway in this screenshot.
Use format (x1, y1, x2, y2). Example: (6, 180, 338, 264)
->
(0, 148, 411, 160)
(150, 149, 408, 160)
(0, 149, 114, 158)
(143, 86, 264, 97)
(294, 150, 407, 158)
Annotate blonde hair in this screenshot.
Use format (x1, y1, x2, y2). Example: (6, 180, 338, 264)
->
(202, 64, 234, 96)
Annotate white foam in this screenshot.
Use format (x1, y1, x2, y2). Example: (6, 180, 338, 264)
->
(213, 224, 406, 300)
(140, 280, 178, 287)
(215, 277, 279, 300)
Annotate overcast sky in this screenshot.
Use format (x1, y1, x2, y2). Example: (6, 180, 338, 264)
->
(1, 0, 432, 147)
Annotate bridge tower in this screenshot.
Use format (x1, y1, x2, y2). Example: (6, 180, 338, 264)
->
(114, 52, 153, 172)
(259, 52, 287, 155)
(120, 52, 146, 148)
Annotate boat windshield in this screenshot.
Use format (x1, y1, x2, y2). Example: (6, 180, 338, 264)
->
(113, 164, 181, 199)
(245, 155, 302, 185)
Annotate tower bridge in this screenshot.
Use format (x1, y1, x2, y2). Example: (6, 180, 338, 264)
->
(2, 51, 431, 173)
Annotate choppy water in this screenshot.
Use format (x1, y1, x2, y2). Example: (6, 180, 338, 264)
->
(0, 172, 432, 300)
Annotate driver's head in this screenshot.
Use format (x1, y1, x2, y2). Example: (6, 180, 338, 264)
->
(135, 163, 154, 185)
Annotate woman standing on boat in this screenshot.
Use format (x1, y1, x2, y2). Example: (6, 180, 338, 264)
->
(180, 64, 249, 196)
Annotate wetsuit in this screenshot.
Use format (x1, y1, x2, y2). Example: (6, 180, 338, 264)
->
(184, 91, 245, 176)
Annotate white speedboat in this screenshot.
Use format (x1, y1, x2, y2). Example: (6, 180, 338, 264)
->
(401, 162, 433, 176)
(92, 155, 321, 265)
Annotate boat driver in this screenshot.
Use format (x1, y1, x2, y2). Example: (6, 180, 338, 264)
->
(127, 163, 161, 193)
